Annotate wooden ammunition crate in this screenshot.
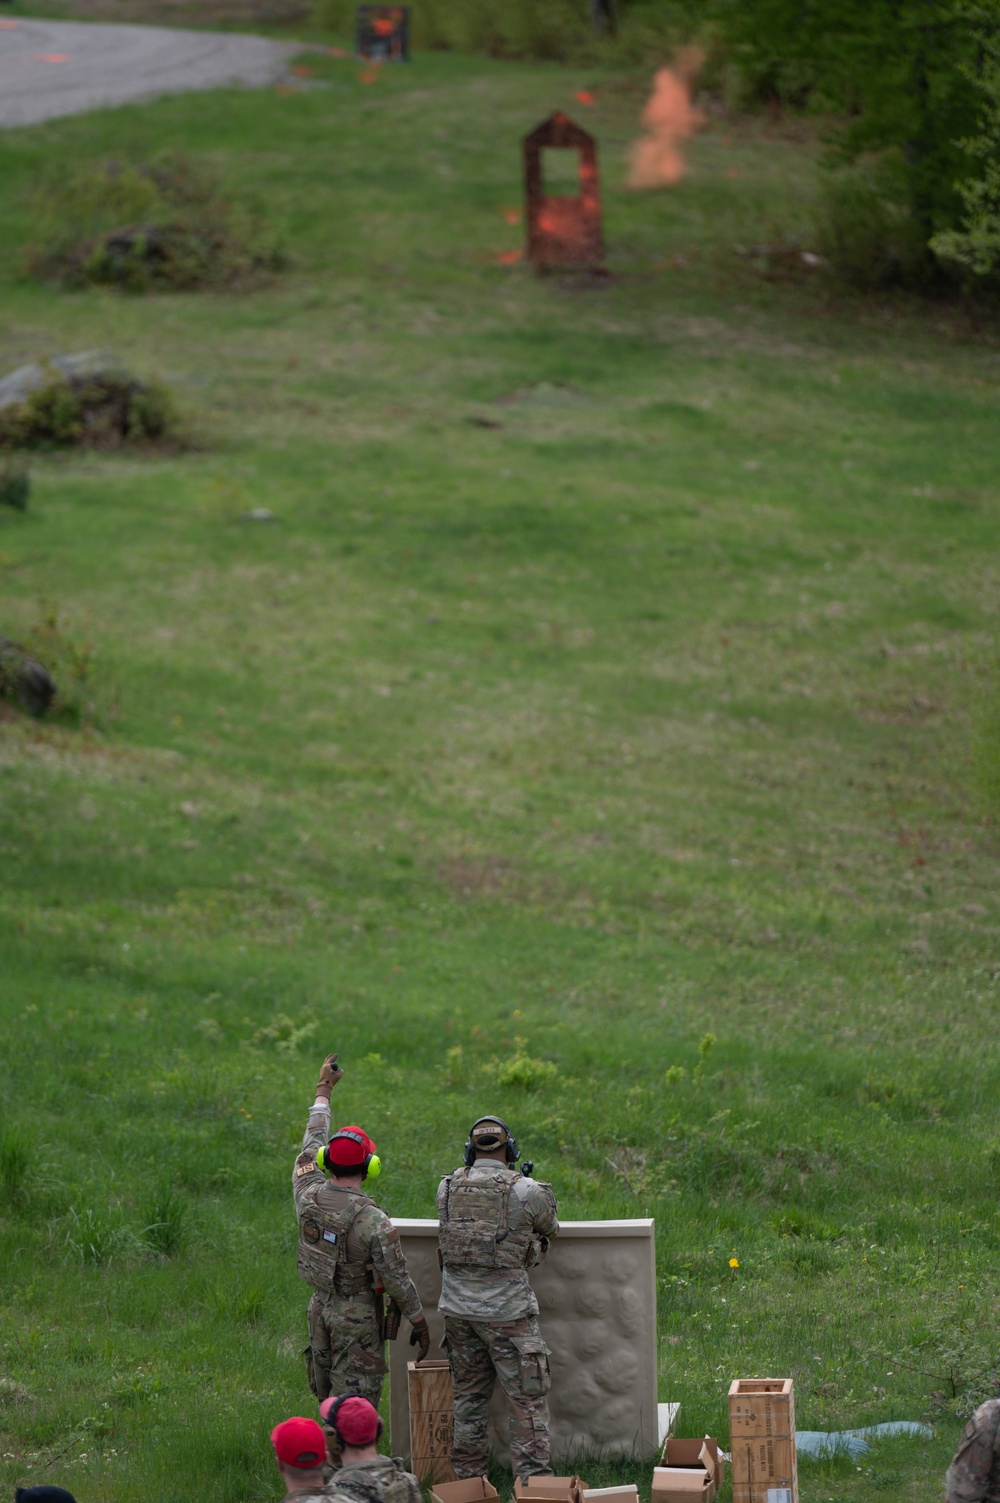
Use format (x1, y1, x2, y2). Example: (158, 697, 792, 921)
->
(728, 1380, 797, 1503)
(408, 1360, 455, 1485)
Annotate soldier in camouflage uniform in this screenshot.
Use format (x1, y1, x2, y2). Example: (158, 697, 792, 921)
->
(294, 1055, 430, 1405)
(437, 1116, 559, 1482)
(319, 1395, 421, 1503)
(947, 1398, 1000, 1503)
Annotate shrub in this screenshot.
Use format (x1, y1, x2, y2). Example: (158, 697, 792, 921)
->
(816, 171, 932, 289)
(140, 1185, 188, 1258)
(972, 663, 1000, 818)
(930, 20, 1000, 279)
(64, 1206, 145, 1265)
(490, 1036, 559, 1089)
(0, 637, 55, 718)
(24, 153, 284, 292)
(0, 1125, 31, 1207)
(246, 1011, 318, 1052)
(0, 454, 29, 511)
(0, 358, 179, 450)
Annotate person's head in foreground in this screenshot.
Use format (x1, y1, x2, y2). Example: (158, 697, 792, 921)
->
(272, 1415, 329, 1495)
(16, 1491, 78, 1503)
(320, 1393, 383, 1467)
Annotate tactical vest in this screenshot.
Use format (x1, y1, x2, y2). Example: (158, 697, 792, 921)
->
(438, 1168, 535, 1271)
(335, 1458, 419, 1503)
(297, 1185, 374, 1295)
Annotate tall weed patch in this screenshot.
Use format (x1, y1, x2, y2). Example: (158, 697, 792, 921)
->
(24, 153, 284, 292)
(0, 1125, 31, 1208)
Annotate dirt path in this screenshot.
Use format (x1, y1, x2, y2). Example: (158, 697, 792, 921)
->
(0, 16, 298, 126)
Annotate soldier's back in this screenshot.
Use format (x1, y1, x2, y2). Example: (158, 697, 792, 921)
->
(334, 1457, 421, 1503)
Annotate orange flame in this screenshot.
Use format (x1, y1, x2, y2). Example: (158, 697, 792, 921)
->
(628, 50, 704, 189)
(575, 90, 596, 105)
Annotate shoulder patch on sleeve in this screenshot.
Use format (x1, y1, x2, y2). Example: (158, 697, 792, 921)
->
(295, 1152, 317, 1177)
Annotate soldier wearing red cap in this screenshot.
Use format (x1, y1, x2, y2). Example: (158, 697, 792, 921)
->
(293, 1055, 430, 1404)
(272, 1416, 336, 1503)
(319, 1395, 421, 1503)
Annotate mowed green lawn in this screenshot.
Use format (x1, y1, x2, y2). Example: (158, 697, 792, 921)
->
(1, 39, 998, 1503)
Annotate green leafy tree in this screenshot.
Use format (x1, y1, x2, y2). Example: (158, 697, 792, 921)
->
(931, 11, 1000, 273)
(720, 0, 1000, 250)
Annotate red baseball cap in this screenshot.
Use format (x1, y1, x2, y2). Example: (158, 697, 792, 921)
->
(326, 1126, 376, 1169)
(320, 1395, 381, 1446)
(271, 1417, 326, 1469)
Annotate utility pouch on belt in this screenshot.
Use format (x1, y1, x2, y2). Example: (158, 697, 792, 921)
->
(382, 1296, 403, 1341)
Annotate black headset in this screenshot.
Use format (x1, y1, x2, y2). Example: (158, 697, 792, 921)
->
(321, 1394, 384, 1444)
(463, 1115, 519, 1167)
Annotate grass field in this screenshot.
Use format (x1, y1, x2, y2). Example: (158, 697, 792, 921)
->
(1, 30, 999, 1503)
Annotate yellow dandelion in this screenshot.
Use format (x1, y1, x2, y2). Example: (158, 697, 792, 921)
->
(729, 1257, 739, 1269)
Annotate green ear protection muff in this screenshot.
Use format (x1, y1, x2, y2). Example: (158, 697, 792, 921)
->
(317, 1130, 382, 1180)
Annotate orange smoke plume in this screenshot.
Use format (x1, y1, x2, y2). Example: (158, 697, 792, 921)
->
(628, 49, 704, 189)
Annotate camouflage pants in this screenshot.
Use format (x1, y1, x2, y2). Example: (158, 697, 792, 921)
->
(307, 1291, 385, 1404)
(444, 1313, 551, 1481)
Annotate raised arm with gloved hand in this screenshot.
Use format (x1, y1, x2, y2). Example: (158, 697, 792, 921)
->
(291, 1052, 429, 1406)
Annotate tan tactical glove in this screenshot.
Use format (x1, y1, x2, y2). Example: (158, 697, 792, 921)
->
(315, 1053, 344, 1101)
(408, 1311, 431, 1363)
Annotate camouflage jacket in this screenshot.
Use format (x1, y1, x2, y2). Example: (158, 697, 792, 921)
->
(281, 1485, 349, 1503)
(293, 1103, 422, 1320)
(436, 1163, 558, 1321)
(947, 1399, 1000, 1503)
(333, 1455, 422, 1503)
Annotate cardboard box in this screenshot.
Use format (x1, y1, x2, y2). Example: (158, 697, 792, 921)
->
(728, 1380, 795, 1439)
(728, 1379, 797, 1503)
(659, 1437, 725, 1493)
(408, 1359, 455, 1485)
(651, 1465, 714, 1503)
(732, 1489, 795, 1503)
(514, 1476, 590, 1503)
(430, 1479, 499, 1503)
(730, 1436, 797, 1490)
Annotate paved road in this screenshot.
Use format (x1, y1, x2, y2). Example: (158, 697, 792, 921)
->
(0, 17, 298, 126)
